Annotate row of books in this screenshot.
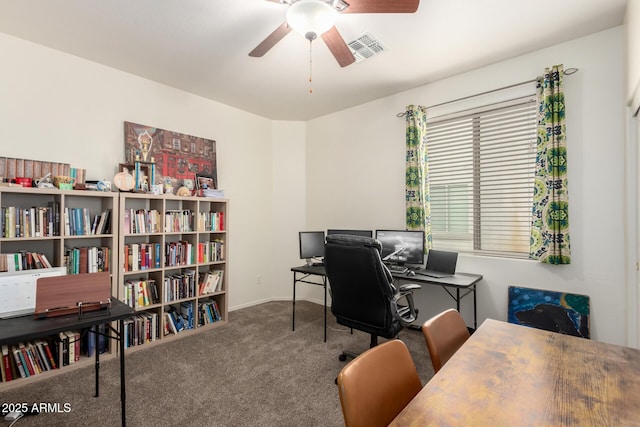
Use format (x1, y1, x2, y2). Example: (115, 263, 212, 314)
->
(0, 251, 52, 272)
(63, 207, 111, 236)
(123, 208, 162, 234)
(64, 246, 111, 274)
(165, 240, 196, 267)
(0, 327, 108, 382)
(197, 240, 225, 263)
(164, 270, 197, 302)
(0, 157, 70, 184)
(1, 204, 59, 238)
(121, 208, 224, 234)
(198, 270, 224, 295)
(198, 300, 222, 326)
(164, 303, 194, 335)
(165, 210, 194, 233)
(122, 279, 161, 309)
(196, 211, 225, 232)
(123, 312, 160, 348)
(123, 242, 162, 271)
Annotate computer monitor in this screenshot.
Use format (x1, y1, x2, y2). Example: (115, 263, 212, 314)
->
(326, 229, 373, 238)
(375, 230, 425, 267)
(299, 231, 326, 262)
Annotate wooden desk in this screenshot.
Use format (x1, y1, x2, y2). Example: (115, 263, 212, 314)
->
(390, 319, 640, 427)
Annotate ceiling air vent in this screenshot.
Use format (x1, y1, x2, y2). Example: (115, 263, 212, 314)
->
(347, 33, 386, 63)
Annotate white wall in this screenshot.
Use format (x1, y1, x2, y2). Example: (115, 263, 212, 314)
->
(0, 32, 299, 311)
(306, 27, 628, 345)
(0, 26, 633, 346)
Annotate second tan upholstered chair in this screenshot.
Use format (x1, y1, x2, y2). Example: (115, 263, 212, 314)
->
(336, 339, 422, 427)
(421, 308, 470, 373)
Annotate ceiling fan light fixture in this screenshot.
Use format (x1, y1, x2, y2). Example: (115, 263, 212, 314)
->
(286, 0, 337, 41)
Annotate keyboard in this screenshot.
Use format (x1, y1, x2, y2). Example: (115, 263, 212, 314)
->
(387, 265, 409, 274)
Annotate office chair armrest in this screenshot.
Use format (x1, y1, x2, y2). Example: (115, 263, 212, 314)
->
(391, 287, 419, 326)
(398, 283, 421, 293)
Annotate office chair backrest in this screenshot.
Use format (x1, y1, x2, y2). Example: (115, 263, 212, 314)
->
(421, 308, 470, 373)
(337, 339, 422, 427)
(324, 234, 397, 337)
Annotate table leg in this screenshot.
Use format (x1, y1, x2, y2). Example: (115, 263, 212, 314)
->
(94, 327, 100, 397)
(473, 284, 477, 330)
(323, 277, 327, 342)
(119, 318, 126, 427)
(292, 273, 296, 332)
(456, 288, 461, 312)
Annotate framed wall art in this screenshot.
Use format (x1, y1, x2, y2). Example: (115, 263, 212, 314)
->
(124, 121, 217, 192)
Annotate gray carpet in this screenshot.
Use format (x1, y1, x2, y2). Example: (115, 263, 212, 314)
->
(0, 301, 434, 427)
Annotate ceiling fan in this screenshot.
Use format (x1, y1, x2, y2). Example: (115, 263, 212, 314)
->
(249, 0, 420, 68)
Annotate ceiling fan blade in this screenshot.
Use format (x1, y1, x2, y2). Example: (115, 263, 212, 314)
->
(321, 26, 356, 68)
(341, 0, 419, 14)
(249, 22, 292, 57)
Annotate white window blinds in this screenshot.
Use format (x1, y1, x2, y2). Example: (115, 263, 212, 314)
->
(426, 95, 537, 258)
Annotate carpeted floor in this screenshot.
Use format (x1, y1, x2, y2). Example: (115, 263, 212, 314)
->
(0, 301, 434, 427)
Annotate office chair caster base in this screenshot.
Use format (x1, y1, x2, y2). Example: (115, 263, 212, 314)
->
(338, 351, 358, 362)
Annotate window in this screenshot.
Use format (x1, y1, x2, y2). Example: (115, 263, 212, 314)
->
(426, 96, 537, 258)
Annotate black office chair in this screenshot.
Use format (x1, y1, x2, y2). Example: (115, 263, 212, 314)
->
(324, 234, 420, 361)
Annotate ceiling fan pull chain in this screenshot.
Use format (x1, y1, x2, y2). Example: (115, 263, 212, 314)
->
(309, 39, 313, 93)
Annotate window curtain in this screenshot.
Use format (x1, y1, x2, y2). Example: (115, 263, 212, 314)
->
(405, 105, 432, 250)
(530, 65, 571, 264)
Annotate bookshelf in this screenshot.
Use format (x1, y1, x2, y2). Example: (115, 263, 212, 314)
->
(0, 186, 118, 389)
(117, 193, 228, 350)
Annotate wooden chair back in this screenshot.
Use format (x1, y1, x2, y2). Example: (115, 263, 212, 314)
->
(421, 308, 470, 373)
(336, 339, 422, 427)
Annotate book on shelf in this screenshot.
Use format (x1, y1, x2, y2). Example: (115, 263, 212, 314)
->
(58, 332, 69, 367)
(164, 311, 178, 335)
(26, 342, 44, 374)
(179, 302, 194, 330)
(12, 346, 27, 378)
(1, 345, 12, 382)
(34, 340, 53, 371)
(18, 343, 35, 376)
(41, 339, 57, 370)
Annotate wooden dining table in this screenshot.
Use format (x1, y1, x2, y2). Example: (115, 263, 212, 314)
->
(390, 319, 640, 426)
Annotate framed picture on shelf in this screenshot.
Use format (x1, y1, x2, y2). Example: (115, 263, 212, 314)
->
(196, 173, 216, 190)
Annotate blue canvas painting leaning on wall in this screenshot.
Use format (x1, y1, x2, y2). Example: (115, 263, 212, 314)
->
(508, 286, 590, 338)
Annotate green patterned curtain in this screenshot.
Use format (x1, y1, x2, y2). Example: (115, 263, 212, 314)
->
(405, 105, 432, 250)
(530, 65, 571, 264)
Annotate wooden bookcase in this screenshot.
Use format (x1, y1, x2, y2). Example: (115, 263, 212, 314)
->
(0, 186, 118, 389)
(1, 187, 231, 387)
(117, 193, 228, 350)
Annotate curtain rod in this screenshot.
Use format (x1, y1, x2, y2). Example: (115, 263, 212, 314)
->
(396, 67, 579, 118)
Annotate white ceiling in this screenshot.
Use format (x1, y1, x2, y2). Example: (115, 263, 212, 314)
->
(0, 0, 628, 121)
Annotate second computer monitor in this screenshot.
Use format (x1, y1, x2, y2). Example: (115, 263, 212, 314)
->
(299, 231, 326, 261)
(326, 229, 373, 238)
(375, 230, 425, 266)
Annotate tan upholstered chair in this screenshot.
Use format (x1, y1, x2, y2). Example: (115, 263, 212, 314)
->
(336, 339, 422, 427)
(421, 308, 470, 373)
